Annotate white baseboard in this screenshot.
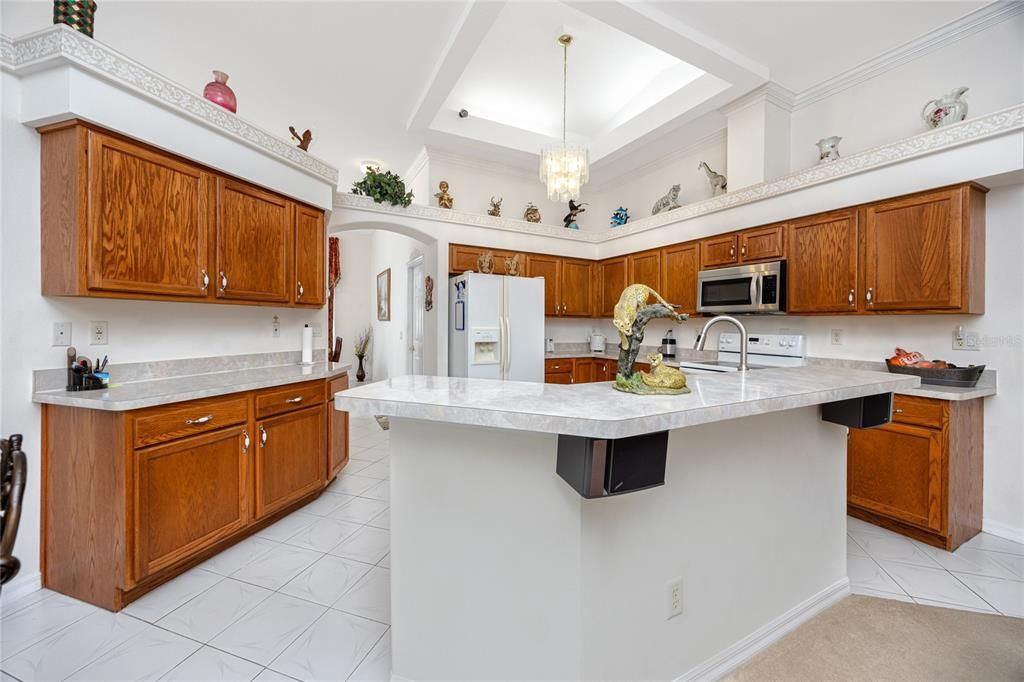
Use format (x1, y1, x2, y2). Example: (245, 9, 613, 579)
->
(0, 571, 42, 610)
(982, 518, 1024, 545)
(678, 578, 851, 682)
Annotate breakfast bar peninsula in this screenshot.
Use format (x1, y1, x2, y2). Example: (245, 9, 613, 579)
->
(335, 367, 918, 680)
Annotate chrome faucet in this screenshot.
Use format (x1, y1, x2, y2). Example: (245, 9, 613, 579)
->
(693, 315, 749, 371)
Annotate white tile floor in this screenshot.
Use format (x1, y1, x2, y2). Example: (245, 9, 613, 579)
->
(2, 416, 1022, 680)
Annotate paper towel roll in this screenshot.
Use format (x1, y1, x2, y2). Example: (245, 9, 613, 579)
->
(301, 324, 313, 365)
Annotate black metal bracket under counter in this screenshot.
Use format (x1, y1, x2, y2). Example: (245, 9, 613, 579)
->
(820, 393, 893, 429)
(556, 431, 668, 498)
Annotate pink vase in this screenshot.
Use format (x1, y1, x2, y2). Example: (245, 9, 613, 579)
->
(203, 70, 237, 113)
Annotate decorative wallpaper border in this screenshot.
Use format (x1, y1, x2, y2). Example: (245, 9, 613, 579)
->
(1, 25, 339, 185)
(335, 102, 1024, 244)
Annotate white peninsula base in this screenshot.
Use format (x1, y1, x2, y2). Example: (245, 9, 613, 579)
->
(388, 406, 848, 680)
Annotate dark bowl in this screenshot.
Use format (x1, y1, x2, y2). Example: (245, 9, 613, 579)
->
(885, 361, 985, 388)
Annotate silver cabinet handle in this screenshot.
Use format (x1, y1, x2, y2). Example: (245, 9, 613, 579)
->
(219, 271, 228, 293)
(285, 396, 304, 404)
(297, 281, 304, 299)
(894, 408, 904, 414)
(201, 269, 210, 292)
(848, 289, 855, 305)
(259, 425, 268, 447)
(741, 245, 747, 257)
(729, 244, 736, 257)
(866, 287, 874, 305)
(185, 415, 212, 425)
(242, 429, 250, 452)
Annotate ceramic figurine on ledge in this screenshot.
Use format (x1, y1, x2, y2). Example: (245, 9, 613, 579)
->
(922, 86, 969, 129)
(611, 284, 689, 395)
(504, 254, 521, 276)
(698, 161, 727, 195)
(563, 199, 586, 229)
(435, 181, 454, 209)
(488, 196, 502, 217)
(609, 206, 629, 227)
(524, 203, 542, 223)
(477, 251, 494, 274)
(289, 126, 313, 151)
(651, 184, 682, 215)
(816, 136, 842, 163)
(203, 70, 237, 113)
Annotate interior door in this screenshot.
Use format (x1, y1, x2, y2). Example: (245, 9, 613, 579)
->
(787, 209, 859, 313)
(294, 205, 325, 306)
(87, 131, 213, 298)
(134, 426, 249, 580)
(216, 178, 291, 303)
(255, 405, 325, 519)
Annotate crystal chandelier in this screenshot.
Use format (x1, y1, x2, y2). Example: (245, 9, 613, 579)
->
(539, 34, 589, 203)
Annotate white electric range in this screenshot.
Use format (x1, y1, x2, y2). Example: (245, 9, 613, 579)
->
(678, 332, 807, 373)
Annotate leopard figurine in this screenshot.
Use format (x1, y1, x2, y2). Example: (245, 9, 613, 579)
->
(613, 284, 676, 350)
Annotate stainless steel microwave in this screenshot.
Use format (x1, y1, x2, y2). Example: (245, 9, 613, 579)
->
(697, 261, 786, 314)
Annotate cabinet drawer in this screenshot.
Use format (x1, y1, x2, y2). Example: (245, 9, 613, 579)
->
(255, 380, 324, 419)
(134, 395, 248, 448)
(892, 395, 946, 429)
(545, 358, 574, 372)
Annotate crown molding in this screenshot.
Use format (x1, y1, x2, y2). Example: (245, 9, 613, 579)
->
(1, 25, 339, 185)
(791, 1, 1024, 110)
(336, 103, 1023, 245)
(720, 82, 796, 116)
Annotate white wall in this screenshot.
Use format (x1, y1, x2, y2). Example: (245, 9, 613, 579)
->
(331, 230, 375, 371)
(0, 73, 327, 600)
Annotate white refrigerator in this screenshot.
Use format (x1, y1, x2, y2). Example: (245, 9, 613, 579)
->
(449, 273, 544, 382)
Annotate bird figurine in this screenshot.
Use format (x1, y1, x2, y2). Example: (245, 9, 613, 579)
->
(289, 126, 313, 151)
(563, 199, 587, 229)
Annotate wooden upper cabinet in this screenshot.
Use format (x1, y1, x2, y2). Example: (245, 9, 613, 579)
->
(133, 426, 249, 580)
(526, 254, 561, 316)
(449, 244, 524, 276)
(255, 404, 325, 520)
(561, 258, 594, 317)
(700, 234, 738, 268)
(661, 242, 699, 314)
(787, 209, 859, 313)
(216, 178, 292, 303)
(740, 224, 785, 262)
(597, 257, 628, 317)
(294, 205, 325, 307)
(628, 249, 662, 292)
(863, 185, 984, 313)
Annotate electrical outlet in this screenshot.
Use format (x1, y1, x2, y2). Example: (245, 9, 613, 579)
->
(90, 320, 108, 345)
(952, 326, 980, 351)
(272, 315, 280, 338)
(52, 321, 72, 347)
(310, 322, 322, 338)
(830, 328, 844, 346)
(666, 577, 683, 620)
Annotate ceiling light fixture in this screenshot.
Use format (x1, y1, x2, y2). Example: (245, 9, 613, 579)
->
(359, 159, 382, 174)
(539, 34, 589, 203)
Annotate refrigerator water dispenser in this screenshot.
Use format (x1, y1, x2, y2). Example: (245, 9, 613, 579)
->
(471, 328, 500, 365)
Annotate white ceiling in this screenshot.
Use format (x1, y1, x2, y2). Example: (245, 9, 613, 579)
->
(0, 0, 996, 187)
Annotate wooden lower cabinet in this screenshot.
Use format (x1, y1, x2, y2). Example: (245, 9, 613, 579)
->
(573, 358, 595, 384)
(847, 394, 982, 550)
(41, 372, 348, 611)
(545, 356, 626, 383)
(544, 358, 575, 384)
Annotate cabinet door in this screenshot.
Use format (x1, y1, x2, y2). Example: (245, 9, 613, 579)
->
(327, 375, 350, 481)
(294, 205, 325, 306)
(787, 210, 859, 313)
(216, 178, 291, 303)
(545, 371, 574, 384)
(595, 359, 615, 381)
(864, 188, 963, 311)
(134, 427, 249, 580)
(740, 224, 785, 262)
(87, 131, 213, 298)
(700, 234, 738, 269)
(597, 257, 628, 317)
(561, 259, 594, 317)
(526, 255, 561, 316)
(573, 359, 595, 384)
(449, 245, 484, 274)
(848, 422, 944, 532)
(628, 249, 662, 293)
(661, 243, 699, 314)
(255, 405, 325, 519)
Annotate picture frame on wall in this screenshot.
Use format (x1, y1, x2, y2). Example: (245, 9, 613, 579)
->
(377, 268, 391, 321)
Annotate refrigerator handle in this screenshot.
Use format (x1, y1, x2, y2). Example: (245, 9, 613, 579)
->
(505, 316, 512, 378)
(498, 315, 507, 379)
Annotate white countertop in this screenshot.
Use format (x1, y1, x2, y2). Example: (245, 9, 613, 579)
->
(32, 362, 351, 411)
(334, 367, 919, 439)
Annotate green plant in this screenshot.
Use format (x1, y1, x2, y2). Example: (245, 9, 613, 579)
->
(351, 167, 414, 207)
(354, 327, 372, 358)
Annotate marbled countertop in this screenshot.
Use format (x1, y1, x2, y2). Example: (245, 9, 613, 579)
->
(334, 367, 919, 439)
(32, 362, 351, 411)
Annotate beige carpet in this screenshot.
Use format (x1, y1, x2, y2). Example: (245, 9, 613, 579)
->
(726, 595, 1024, 681)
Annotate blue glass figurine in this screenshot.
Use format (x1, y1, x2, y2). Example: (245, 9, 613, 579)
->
(610, 206, 629, 227)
